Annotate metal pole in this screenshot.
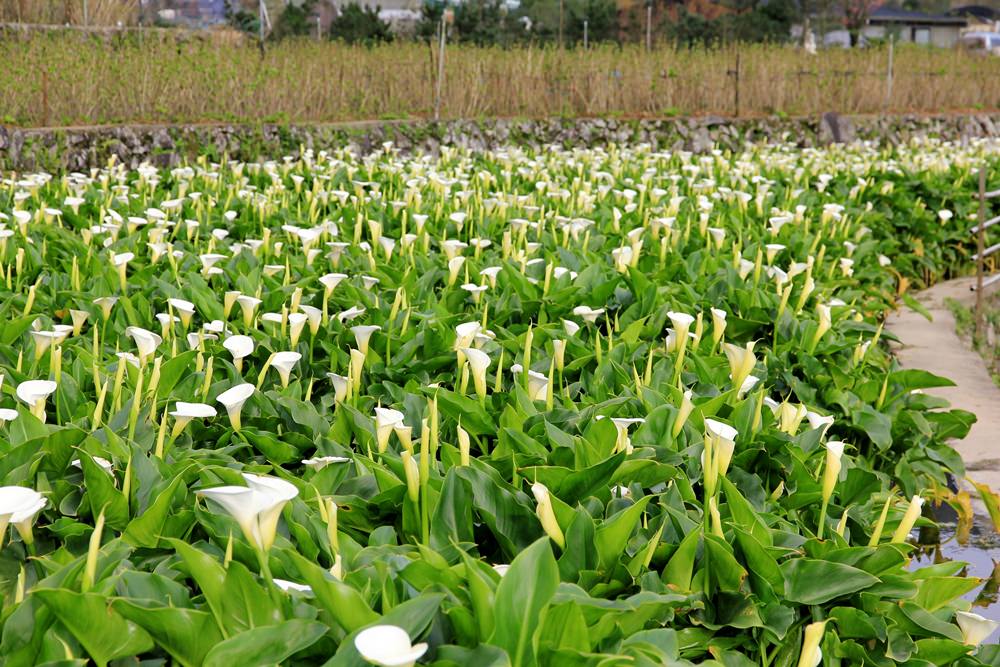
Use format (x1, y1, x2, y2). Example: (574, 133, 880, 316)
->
(583, 19, 588, 49)
(434, 15, 447, 121)
(645, 4, 652, 51)
(977, 168, 987, 339)
(83, 0, 88, 26)
(885, 35, 894, 110)
(734, 50, 741, 117)
(316, 15, 321, 39)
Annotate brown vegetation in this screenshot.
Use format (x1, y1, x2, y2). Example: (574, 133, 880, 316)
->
(0, 33, 998, 127)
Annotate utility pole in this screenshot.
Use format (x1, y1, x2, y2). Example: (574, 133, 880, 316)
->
(434, 10, 450, 121)
(645, 1, 652, 51)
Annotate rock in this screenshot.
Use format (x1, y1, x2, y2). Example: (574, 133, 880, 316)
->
(3, 114, 1000, 171)
(819, 112, 855, 144)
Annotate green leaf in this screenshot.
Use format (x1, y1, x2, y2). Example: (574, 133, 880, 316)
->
(112, 601, 223, 667)
(489, 538, 560, 667)
(203, 620, 327, 667)
(780, 558, 880, 604)
(288, 550, 379, 633)
(594, 496, 651, 570)
(123, 475, 187, 547)
(662, 527, 701, 592)
(901, 293, 933, 322)
(33, 590, 153, 667)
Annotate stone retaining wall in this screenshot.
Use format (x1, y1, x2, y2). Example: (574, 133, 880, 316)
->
(2, 113, 999, 172)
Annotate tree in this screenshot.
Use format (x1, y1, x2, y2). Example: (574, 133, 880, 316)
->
(272, 0, 319, 39)
(329, 3, 394, 45)
(842, 0, 878, 45)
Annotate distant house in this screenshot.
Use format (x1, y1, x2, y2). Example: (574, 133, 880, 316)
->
(864, 6, 968, 47)
(948, 4, 1000, 31)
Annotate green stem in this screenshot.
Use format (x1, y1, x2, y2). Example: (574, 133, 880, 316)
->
(817, 497, 829, 540)
(420, 480, 430, 545)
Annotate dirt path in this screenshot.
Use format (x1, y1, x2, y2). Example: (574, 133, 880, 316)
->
(886, 277, 1000, 509)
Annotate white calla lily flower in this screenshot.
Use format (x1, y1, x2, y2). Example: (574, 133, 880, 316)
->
(198, 473, 298, 552)
(0, 486, 47, 547)
(16, 380, 57, 422)
(270, 351, 302, 388)
(354, 625, 428, 667)
(170, 401, 217, 437)
(955, 611, 999, 647)
(216, 383, 255, 431)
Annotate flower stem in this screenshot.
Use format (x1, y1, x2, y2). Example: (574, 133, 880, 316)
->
(817, 497, 829, 540)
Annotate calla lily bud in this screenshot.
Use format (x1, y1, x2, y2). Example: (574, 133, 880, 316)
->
(672, 389, 695, 438)
(955, 611, 999, 647)
(708, 496, 724, 538)
(821, 441, 845, 503)
(349, 348, 365, 394)
(457, 424, 471, 466)
(325, 497, 340, 553)
(401, 451, 420, 502)
(724, 341, 757, 395)
(710, 308, 727, 348)
(447, 256, 465, 286)
(810, 303, 832, 351)
(891, 495, 924, 543)
(796, 621, 826, 667)
(532, 482, 565, 549)
(552, 339, 567, 372)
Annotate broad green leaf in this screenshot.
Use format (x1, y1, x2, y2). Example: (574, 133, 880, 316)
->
(33, 590, 153, 667)
(489, 538, 560, 667)
(780, 558, 880, 604)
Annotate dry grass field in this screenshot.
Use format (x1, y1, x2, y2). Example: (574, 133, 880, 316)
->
(1, 31, 998, 126)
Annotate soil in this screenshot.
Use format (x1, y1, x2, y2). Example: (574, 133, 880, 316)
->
(887, 277, 1000, 512)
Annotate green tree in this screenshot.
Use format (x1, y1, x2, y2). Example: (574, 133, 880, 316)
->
(272, 0, 319, 39)
(329, 3, 394, 44)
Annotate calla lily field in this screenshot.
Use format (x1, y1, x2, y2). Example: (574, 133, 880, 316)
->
(0, 138, 998, 665)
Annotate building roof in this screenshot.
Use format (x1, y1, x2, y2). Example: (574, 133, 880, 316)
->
(948, 4, 1000, 19)
(868, 6, 969, 25)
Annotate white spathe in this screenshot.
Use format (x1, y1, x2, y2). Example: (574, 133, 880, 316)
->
(198, 473, 298, 552)
(354, 625, 428, 667)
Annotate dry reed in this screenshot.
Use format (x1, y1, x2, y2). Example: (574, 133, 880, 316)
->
(1, 32, 998, 127)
